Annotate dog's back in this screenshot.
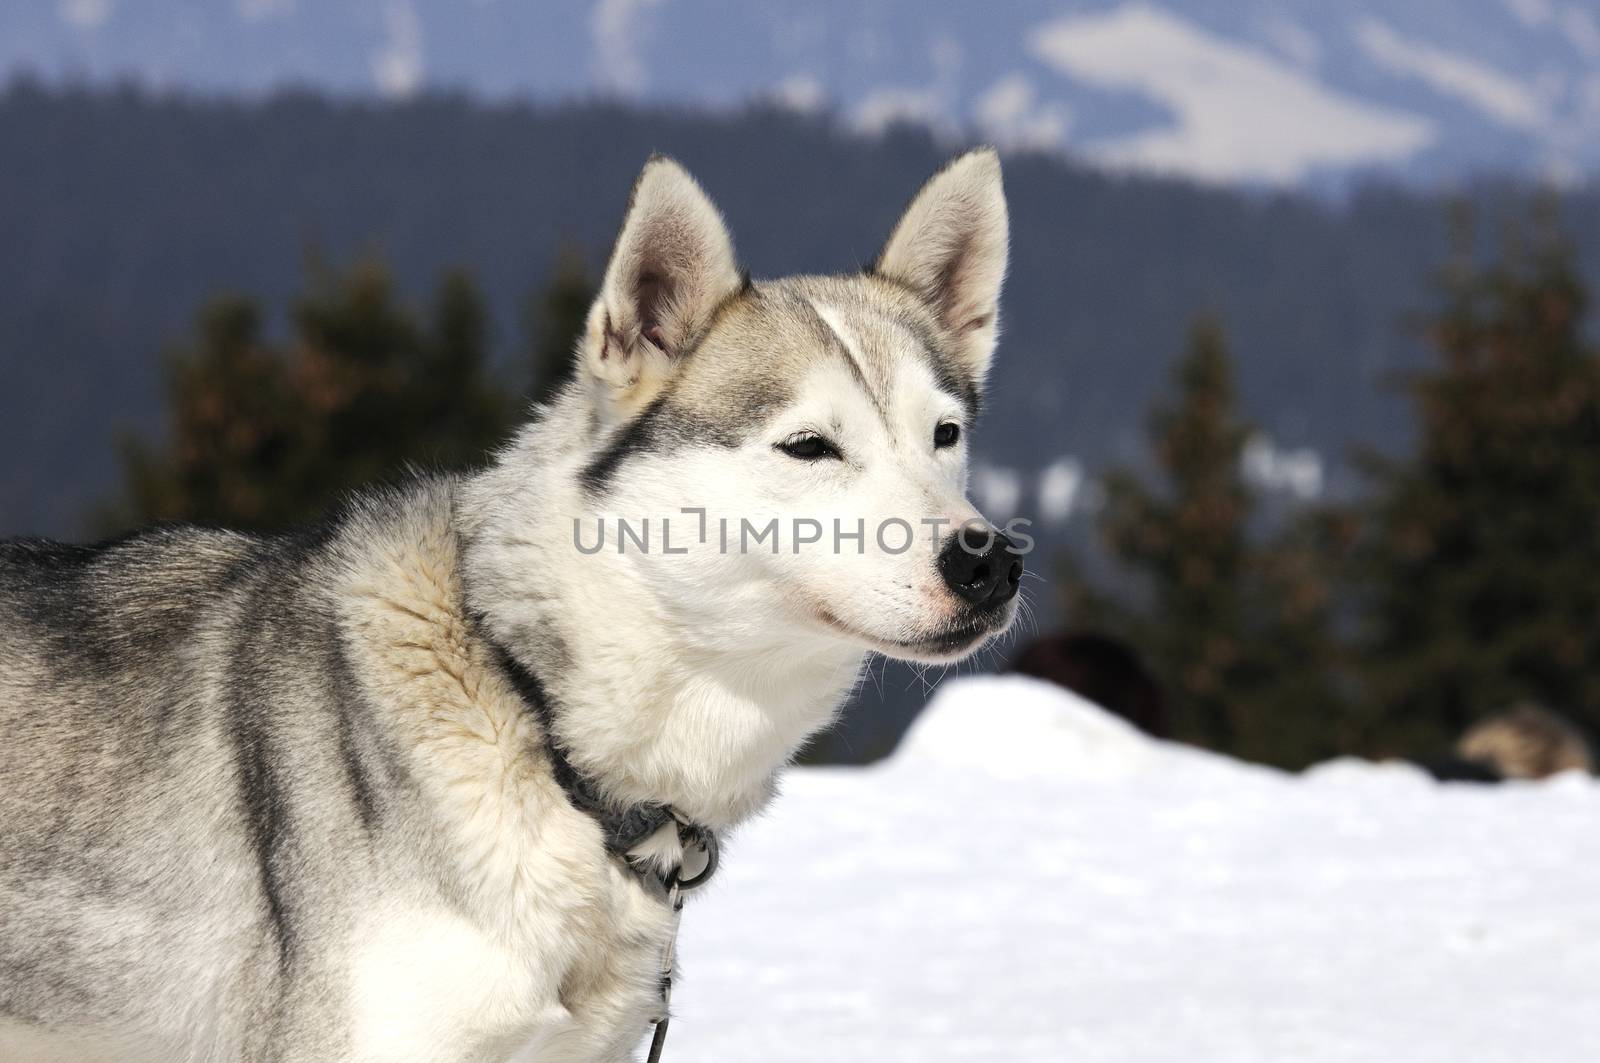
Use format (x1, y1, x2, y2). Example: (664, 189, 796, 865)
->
(0, 481, 663, 1062)
(0, 513, 428, 1058)
(1, 529, 262, 1052)
(0, 525, 347, 1054)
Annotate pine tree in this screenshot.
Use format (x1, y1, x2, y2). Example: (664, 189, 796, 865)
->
(116, 296, 299, 528)
(1063, 318, 1351, 766)
(1353, 208, 1600, 753)
(109, 259, 517, 533)
(525, 244, 593, 407)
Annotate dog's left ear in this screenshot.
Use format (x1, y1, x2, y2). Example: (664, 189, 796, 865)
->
(583, 155, 741, 423)
(874, 148, 1009, 385)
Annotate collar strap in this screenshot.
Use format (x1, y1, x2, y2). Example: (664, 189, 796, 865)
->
(490, 643, 718, 891)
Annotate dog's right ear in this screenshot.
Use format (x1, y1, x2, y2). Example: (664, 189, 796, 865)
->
(581, 156, 741, 424)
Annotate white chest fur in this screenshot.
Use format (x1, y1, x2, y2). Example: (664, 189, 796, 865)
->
(348, 903, 557, 1062)
(346, 890, 671, 1063)
(335, 510, 679, 1062)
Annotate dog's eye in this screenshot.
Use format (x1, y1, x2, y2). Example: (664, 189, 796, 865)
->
(934, 422, 961, 449)
(777, 433, 843, 461)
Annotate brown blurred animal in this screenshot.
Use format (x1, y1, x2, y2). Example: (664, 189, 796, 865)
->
(1455, 703, 1595, 780)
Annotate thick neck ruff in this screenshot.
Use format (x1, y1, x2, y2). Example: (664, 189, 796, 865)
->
(488, 641, 718, 890)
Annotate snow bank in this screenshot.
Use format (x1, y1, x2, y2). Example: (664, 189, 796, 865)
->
(897, 672, 1255, 782)
(674, 676, 1600, 1062)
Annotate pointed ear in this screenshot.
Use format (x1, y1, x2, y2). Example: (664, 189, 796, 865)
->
(582, 156, 741, 420)
(874, 148, 1009, 384)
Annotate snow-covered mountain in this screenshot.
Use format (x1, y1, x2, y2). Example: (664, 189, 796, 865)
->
(8, 0, 1600, 190)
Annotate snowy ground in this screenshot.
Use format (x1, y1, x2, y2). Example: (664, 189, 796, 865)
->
(673, 675, 1600, 1062)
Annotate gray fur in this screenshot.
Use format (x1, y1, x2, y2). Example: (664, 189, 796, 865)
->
(0, 149, 1013, 1062)
(1, 496, 450, 1058)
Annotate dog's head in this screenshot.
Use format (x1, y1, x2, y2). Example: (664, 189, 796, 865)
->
(571, 151, 1020, 665)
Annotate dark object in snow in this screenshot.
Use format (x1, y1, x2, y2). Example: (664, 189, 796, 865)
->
(1411, 704, 1595, 782)
(1010, 632, 1169, 739)
(1455, 704, 1595, 780)
(1412, 755, 1504, 784)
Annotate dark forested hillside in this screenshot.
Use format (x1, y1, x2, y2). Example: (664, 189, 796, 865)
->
(10, 84, 1599, 539)
(7, 85, 1600, 764)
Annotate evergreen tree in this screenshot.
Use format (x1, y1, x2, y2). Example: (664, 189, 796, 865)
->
(1063, 319, 1351, 766)
(116, 297, 299, 528)
(1352, 210, 1600, 753)
(525, 244, 593, 407)
(109, 259, 517, 533)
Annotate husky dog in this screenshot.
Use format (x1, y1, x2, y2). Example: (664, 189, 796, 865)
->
(0, 150, 1019, 1062)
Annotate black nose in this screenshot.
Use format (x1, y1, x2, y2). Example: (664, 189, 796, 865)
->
(938, 526, 1023, 607)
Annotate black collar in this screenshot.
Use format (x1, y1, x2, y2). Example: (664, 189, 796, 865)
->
(488, 642, 718, 891)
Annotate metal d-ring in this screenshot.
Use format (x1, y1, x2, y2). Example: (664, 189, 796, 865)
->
(672, 820, 719, 891)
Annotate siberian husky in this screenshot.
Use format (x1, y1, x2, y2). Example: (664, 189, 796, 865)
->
(0, 149, 1020, 1061)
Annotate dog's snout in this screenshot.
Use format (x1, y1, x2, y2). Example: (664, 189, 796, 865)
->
(938, 526, 1023, 607)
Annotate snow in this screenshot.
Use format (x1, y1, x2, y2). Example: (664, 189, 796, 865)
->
(28, 0, 1600, 189)
(589, 0, 667, 96)
(853, 86, 948, 137)
(1036, 457, 1087, 524)
(673, 675, 1600, 1061)
(770, 73, 826, 115)
(974, 74, 1072, 152)
(970, 464, 1023, 520)
(1242, 434, 1325, 501)
(57, 0, 112, 31)
(1355, 18, 1547, 131)
(371, 0, 424, 100)
(1026, 5, 1435, 184)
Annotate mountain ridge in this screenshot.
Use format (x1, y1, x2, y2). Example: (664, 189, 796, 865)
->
(8, 0, 1600, 190)
(6, 85, 1600, 542)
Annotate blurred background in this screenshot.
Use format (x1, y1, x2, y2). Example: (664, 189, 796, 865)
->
(4, 0, 1599, 779)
